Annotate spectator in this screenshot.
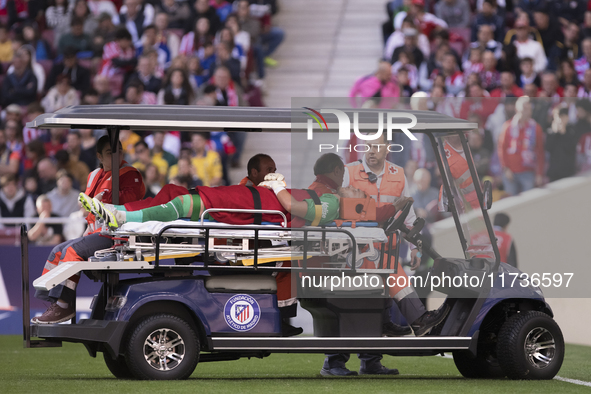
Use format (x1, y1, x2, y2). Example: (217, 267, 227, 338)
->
(157, 67, 195, 105)
(493, 213, 517, 267)
(210, 41, 241, 83)
(479, 51, 500, 91)
(396, 67, 415, 97)
(179, 17, 213, 57)
(577, 68, 591, 97)
(87, 0, 118, 19)
(349, 60, 400, 108)
(119, 129, 141, 159)
(154, 12, 180, 59)
(36, 157, 60, 194)
(491, 71, 523, 97)
(217, 27, 247, 71)
(57, 18, 93, 57)
(167, 156, 203, 188)
(468, 128, 492, 178)
(44, 129, 66, 158)
(98, 27, 137, 79)
(466, 24, 502, 63)
(113, 0, 155, 47)
(1, 48, 38, 107)
(124, 79, 157, 104)
(539, 72, 562, 104)
(574, 37, 591, 80)
(47, 171, 80, 217)
(20, 22, 52, 61)
(28, 194, 63, 245)
(4, 119, 24, 156)
(0, 174, 35, 227)
(411, 168, 438, 223)
(94, 74, 114, 104)
(559, 59, 580, 88)
(156, 0, 189, 29)
(66, 131, 96, 172)
(132, 140, 168, 177)
(471, 0, 504, 43)
(576, 99, 591, 172)
(142, 162, 162, 198)
(127, 53, 162, 94)
(2, 104, 23, 130)
(517, 57, 540, 88)
(0, 23, 13, 62)
(547, 22, 580, 71)
(392, 51, 418, 90)
(41, 74, 81, 113)
(551, 0, 586, 27)
(435, 0, 471, 28)
(23, 103, 48, 146)
(190, 132, 222, 186)
(394, 0, 448, 37)
(430, 52, 465, 96)
(512, 18, 548, 73)
(391, 27, 424, 68)
(532, 5, 562, 56)
(188, 0, 222, 35)
(138, 25, 171, 70)
(210, 0, 232, 23)
(498, 96, 545, 195)
(545, 106, 579, 182)
(23, 139, 46, 175)
(55, 149, 89, 188)
(92, 12, 117, 57)
(79, 129, 98, 168)
(69, 0, 99, 37)
(0, 130, 20, 177)
(226, 13, 251, 54)
(202, 66, 243, 106)
(47, 49, 91, 94)
(583, 10, 591, 39)
(384, 17, 430, 62)
(149, 131, 177, 167)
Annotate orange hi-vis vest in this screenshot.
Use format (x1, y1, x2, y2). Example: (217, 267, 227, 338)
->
(346, 159, 413, 300)
(494, 228, 513, 264)
(84, 162, 145, 234)
(346, 160, 405, 207)
(443, 141, 479, 210)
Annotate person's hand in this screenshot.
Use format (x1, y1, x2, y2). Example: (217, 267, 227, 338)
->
(394, 196, 413, 212)
(535, 174, 544, 187)
(410, 248, 421, 270)
(259, 173, 286, 195)
(504, 168, 514, 181)
(95, 192, 105, 201)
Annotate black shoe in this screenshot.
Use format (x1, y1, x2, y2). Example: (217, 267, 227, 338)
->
(383, 321, 412, 336)
(359, 365, 399, 375)
(282, 322, 303, 337)
(411, 304, 450, 337)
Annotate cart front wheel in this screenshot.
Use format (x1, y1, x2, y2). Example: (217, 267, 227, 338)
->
(125, 314, 199, 380)
(497, 311, 564, 380)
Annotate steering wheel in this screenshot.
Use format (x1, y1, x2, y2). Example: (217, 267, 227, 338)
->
(384, 201, 412, 235)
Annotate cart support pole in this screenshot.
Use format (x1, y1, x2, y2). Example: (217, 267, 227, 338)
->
(108, 127, 120, 205)
(21, 224, 30, 348)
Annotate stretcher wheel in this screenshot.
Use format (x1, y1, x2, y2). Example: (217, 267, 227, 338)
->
(345, 252, 363, 269)
(367, 248, 380, 262)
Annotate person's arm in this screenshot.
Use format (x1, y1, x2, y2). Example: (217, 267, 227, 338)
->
(28, 213, 49, 241)
(101, 169, 145, 204)
(534, 43, 548, 73)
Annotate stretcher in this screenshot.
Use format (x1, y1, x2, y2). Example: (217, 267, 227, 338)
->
(33, 208, 397, 293)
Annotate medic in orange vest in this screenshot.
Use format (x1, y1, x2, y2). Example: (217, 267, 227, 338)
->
(342, 136, 449, 337)
(440, 135, 480, 211)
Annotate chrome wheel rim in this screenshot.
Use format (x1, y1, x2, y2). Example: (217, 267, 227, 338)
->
(143, 328, 186, 371)
(524, 327, 555, 369)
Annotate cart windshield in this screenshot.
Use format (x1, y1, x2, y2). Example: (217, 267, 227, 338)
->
(433, 132, 495, 261)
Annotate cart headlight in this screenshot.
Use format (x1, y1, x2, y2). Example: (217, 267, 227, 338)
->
(105, 295, 127, 311)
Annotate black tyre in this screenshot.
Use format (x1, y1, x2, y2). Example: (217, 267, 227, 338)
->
(497, 311, 564, 380)
(125, 314, 200, 380)
(453, 350, 504, 379)
(103, 352, 135, 379)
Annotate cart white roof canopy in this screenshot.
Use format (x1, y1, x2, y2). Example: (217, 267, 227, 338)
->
(27, 105, 477, 133)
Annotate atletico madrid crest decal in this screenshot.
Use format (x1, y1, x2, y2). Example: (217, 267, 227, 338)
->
(224, 294, 261, 332)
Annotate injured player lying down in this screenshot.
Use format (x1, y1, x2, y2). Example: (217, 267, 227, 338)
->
(82, 174, 410, 229)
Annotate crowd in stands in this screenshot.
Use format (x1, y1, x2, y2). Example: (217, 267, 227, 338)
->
(349, 0, 591, 221)
(0, 0, 283, 244)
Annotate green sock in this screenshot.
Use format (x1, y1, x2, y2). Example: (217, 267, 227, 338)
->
(114, 205, 126, 212)
(140, 196, 189, 222)
(125, 210, 143, 222)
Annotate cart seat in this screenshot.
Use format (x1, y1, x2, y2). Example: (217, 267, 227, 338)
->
(205, 275, 277, 293)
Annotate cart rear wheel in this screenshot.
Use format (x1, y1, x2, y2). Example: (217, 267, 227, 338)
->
(125, 314, 199, 380)
(103, 352, 134, 379)
(497, 311, 564, 380)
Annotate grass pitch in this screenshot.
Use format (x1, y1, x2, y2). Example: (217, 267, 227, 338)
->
(1, 336, 590, 393)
